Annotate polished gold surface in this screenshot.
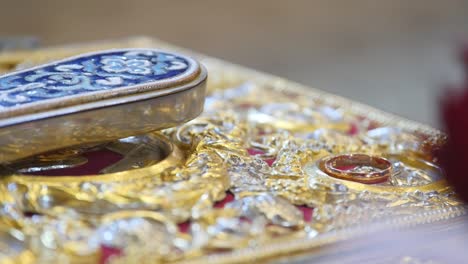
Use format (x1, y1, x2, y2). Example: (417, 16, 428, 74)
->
(0, 79, 206, 164)
(0, 37, 463, 264)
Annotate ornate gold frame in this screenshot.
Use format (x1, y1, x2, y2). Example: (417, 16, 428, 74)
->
(0, 37, 464, 264)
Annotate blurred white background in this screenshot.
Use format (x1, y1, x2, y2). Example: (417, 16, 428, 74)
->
(1, 0, 468, 126)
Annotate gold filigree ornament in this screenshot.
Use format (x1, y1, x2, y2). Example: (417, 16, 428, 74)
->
(0, 37, 465, 264)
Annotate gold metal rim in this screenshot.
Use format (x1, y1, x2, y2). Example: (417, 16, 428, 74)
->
(4, 133, 185, 185)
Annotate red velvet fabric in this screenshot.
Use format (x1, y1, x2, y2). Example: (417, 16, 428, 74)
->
(28, 149, 123, 176)
(439, 44, 468, 202)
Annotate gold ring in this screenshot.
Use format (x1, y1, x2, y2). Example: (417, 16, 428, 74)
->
(319, 154, 392, 184)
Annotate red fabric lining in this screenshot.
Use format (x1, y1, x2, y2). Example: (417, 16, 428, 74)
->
(28, 149, 123, 176)
(214, 192, 234, 208)
(297, 205, 313, 222)
(348, 123, 358, 135)
(247, 148, 275, 166)
(100, 245, 122, 264)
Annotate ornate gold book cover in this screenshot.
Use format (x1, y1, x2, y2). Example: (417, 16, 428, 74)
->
(0, 37, 464, 264)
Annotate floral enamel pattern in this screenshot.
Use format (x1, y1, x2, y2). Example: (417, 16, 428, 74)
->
(0, 50, 191, 108)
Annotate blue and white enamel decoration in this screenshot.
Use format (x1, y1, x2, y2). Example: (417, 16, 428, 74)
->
(0, 49, 207, 163)
(0, 49, 200, 117)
